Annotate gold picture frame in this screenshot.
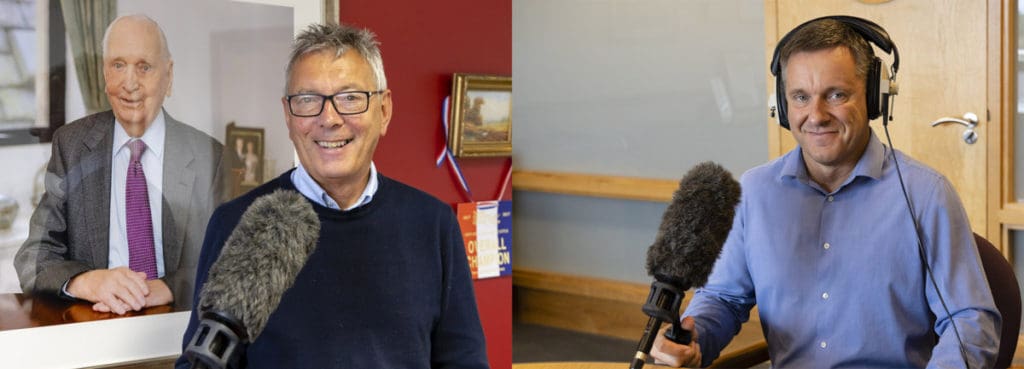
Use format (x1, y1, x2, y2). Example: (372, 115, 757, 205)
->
(448, 73, 512, 157)
(225, 122, 265, 199)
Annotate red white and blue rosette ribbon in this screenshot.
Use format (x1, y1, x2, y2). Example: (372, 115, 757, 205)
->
(437, 96, 473, 198)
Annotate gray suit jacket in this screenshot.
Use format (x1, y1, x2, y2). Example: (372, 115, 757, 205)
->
(15, 110, 227, 311)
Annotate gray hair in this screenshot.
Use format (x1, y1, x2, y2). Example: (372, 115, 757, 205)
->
(286, 23, 387, 91)
(101, 14, 171, 60)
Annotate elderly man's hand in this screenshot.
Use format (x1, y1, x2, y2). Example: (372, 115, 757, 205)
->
(650, 316, 703, 368)
(67, 267, 149, 315)
(92, 278, 173, 313)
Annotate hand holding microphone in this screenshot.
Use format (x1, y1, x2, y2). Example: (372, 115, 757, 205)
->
(651, 317, 701, 367)
(629, 162, 740, 369)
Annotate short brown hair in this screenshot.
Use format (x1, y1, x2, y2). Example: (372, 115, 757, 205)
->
(778, 18, 874, 82)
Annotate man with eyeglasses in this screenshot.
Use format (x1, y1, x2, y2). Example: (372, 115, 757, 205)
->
(176, 22, 489, 368)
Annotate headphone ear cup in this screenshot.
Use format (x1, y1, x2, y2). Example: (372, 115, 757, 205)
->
(866, 56, 882, 120)
(776, 75, 789, 129)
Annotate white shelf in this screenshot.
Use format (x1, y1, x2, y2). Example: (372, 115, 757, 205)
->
(0, 312, 189, 368)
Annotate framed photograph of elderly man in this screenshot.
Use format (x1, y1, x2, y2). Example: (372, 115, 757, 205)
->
(448, 73, 512, 157)
(225, 122, 265, 199)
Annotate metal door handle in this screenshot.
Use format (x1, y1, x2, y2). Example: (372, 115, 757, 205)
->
(930, 112, 979, 144)
(930, 112, 978, 128)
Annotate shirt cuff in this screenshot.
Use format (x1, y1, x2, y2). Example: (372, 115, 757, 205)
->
(60, 279, 77, 299)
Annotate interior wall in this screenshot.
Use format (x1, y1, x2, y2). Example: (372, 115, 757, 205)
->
(208, 25, 292, 181)
(513, 0, 767, 284)
(335, 1, 512, 368)
(117, 0, 294, 179)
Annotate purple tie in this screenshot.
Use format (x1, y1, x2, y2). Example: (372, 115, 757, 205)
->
(126, 139, 157, 280)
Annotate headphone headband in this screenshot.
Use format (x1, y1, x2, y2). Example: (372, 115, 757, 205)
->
(770, 15, 899, 129)
(770, 16, 899, 77)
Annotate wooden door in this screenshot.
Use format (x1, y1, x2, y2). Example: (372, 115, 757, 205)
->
(765, 0, 992, 237)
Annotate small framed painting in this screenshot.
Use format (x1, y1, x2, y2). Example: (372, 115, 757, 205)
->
(448, 73, 512, 157)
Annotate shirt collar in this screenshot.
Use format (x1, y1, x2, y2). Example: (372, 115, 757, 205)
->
(779, 130, 886, 191)
(112, 110, 166, 161)
(291, 162, 379, 211)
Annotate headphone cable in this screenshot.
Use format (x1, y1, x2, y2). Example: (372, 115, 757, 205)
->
(881, 98, 971, 368)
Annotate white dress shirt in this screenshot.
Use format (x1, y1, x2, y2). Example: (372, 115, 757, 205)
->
(108, 112, 166, 277)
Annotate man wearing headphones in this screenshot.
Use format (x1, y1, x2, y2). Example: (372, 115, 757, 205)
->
(650, 17, 1000, 368)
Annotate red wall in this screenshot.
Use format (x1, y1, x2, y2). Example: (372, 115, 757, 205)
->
(336, 1, 512, 368)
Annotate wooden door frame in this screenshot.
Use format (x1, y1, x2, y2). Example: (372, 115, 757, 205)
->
(993, 0, 1019, 255)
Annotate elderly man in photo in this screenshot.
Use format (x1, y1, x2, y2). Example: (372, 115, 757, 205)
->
(16, 14, 226, 314)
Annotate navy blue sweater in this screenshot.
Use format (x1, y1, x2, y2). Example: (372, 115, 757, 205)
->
(176, 171, 488, 368)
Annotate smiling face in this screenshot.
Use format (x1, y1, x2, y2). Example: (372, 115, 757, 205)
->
(103, 17, 173, 136)
(282, 50, 392, 202)
(784, 46, 871, 182)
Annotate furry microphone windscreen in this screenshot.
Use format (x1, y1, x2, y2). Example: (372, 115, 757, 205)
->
(645, 162, 741, 290)
(198, 189, 320, 341)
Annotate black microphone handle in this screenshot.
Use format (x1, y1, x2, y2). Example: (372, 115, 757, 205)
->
(185, 311, 248, 369)
(629, 316, 663, 369)
(629, 316, 695, 369)
(631, 281, 693, 369)
(665, 318, 692, 346)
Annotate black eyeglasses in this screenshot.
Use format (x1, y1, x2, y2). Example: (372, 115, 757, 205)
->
(285, 90, 385, 117)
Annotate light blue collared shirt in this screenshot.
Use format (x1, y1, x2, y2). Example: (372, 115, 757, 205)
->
(685, 132, 1000, 368)
(109, 111, 166, 277)
(291, 162, 378, 211)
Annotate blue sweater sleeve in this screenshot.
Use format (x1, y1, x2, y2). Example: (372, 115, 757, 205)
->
(431, 209, 490, 369)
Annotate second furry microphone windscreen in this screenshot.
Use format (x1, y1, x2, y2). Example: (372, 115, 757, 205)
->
(645, 161, 741, 290)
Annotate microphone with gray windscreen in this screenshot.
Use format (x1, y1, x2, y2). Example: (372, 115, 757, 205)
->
(184, 190, 320, 369)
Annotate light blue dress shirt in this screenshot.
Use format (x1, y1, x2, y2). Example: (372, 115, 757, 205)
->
(685, 133, 1000, 368)
(291, 162, 378, 211)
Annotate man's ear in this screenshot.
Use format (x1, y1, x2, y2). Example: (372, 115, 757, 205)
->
(165, 60, 174, 97)
(379, 89, 393, 136)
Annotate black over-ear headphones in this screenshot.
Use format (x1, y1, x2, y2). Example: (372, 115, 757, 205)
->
(770, 15, 900, 130)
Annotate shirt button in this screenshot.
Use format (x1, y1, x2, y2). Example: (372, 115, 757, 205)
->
(822, 292, 829, 299)
(827, 196, 834, 202)
(823, 242, 831, 250)
(820, 341, 827, 349)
